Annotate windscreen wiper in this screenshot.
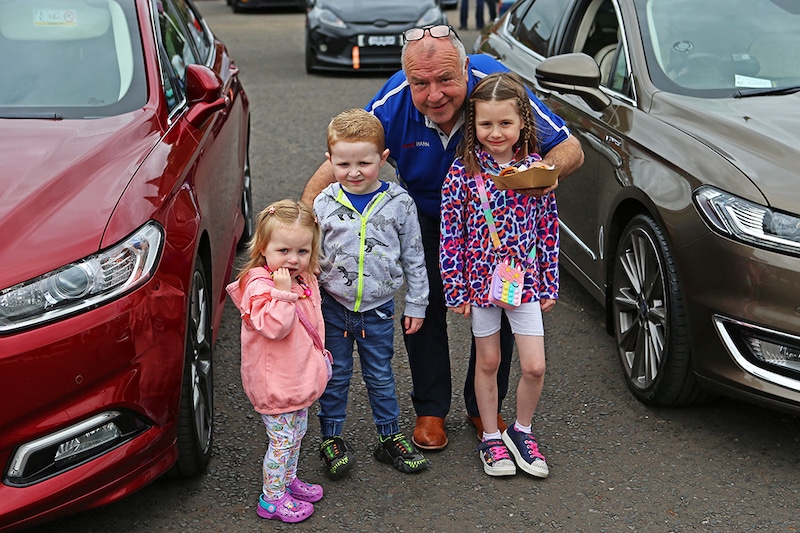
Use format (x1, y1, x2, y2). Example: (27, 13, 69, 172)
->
(0, 111, 63, 120)
(734, 85, 800, 98)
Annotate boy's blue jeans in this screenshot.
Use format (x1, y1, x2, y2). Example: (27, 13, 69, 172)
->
(317, 290, 401, 438)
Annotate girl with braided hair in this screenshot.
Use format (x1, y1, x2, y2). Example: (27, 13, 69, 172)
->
(439, 72, 559, 478)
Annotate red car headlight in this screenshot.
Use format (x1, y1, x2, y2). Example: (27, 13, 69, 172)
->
(0, 221, 164, 333)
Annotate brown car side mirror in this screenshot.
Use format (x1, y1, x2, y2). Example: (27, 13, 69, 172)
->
(535, 53, 611, 111)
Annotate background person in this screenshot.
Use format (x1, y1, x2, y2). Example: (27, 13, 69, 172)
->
(460, 0, 498, 30)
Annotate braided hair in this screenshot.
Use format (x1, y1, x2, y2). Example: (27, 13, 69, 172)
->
(457, 72, 540, 177)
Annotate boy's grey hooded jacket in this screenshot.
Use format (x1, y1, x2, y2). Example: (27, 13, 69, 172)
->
(313, 181, 428, 318)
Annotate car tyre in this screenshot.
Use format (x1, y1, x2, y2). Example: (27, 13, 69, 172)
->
(172, 256, 214, 476)
(612, 214, 707, 406)
(237, 133, 254, 250)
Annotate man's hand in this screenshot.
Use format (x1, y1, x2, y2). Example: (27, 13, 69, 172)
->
(301, 159, 337, 206)
(515, 135, 583, 197)
(403, 316, 424, 334)
(516, 180, 558, 197)
(540, 135, 584, 179)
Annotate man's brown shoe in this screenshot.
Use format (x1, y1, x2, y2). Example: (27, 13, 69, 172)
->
(412, 416, 448, 450)
(466, 414, 508, 440)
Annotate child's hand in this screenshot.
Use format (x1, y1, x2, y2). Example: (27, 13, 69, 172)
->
(272, 267, 292, 292)
(403, 316, 424, 335)
(540, 298, 556, 312)
(449, 304, 471, 318)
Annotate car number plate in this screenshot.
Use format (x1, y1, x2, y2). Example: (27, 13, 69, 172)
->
(357, 34, 399, 47)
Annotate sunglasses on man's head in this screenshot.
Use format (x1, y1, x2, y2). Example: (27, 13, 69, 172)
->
(403, 24, 460, 43)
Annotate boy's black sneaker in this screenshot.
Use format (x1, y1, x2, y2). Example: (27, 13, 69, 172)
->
(319, 436, 354, 480)
(373, 433, 428, 473)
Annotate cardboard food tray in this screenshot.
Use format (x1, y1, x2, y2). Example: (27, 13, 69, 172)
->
(491, 166, 560, 190)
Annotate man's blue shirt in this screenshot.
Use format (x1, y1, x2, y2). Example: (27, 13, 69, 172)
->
(366, 54, 571, 219)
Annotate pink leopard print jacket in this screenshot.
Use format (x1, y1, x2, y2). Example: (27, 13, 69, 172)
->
(439, 151, 559, 308)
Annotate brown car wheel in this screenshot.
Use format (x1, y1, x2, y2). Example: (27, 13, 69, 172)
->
(612, 214, 706, 406)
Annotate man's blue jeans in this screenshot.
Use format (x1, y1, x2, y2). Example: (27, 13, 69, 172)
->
(317, 290, 401, 438)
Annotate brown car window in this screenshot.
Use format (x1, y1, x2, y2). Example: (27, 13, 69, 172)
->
(513, 0, 568, 56)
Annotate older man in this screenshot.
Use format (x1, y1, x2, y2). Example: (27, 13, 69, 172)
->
(302, 25, 583, 469)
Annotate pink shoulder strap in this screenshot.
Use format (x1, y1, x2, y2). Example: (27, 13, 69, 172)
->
(295, 306, 324, 351)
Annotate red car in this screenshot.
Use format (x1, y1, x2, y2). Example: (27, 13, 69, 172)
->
(0, 0, 251, 529)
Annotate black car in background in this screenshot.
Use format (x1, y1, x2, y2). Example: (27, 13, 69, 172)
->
(305, 0, 448, 73)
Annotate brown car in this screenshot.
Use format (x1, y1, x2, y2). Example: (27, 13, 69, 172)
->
(475, 0, 800, 412)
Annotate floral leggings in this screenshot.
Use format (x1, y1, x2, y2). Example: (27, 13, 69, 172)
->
(260, 408, 308, 499)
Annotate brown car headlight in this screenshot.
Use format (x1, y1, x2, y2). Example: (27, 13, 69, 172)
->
(694, 186, 800, 256)
(0, 221, 163, 334)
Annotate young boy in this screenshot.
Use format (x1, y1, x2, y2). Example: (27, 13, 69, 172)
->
(312, 108, 429, 478)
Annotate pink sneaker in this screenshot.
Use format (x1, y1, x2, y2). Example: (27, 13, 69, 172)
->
(257, 493, 314, 523)
(286, 478, 324, 502)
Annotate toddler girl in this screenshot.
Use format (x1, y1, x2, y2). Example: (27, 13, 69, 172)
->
(227, 199, 330, 522)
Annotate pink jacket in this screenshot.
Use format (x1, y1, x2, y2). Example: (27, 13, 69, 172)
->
(226, 267, 329, 415)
